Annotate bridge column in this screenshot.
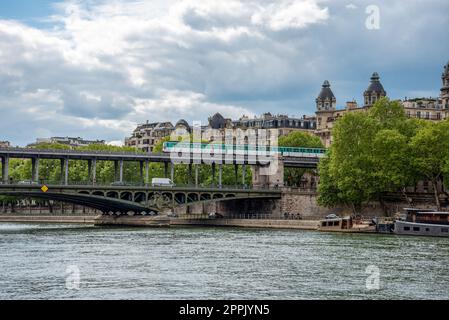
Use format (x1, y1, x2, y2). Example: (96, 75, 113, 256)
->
(88, 160, 92, 181)
(195, 165, 199, 187)
(91, 159, 97, 185)
(218, 164, 223, 189)
(119, 159, 124, 183)
(170, 162, 174, 182)
(139, 161, 144, 185)
(212, 163, 216, 187)
(234, 164, 238, 187)
(62, 158, 69, 185)
(114, 161, 118, 181)
(1, 155, 9, 184)
(164, 162, 169, 178)
(32, 157, 39, 183)
(145, 160, 150, 186)
(188, 164, 193, 185)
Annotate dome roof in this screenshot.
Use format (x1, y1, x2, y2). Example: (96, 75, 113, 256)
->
(317, 80, 335, 100)
(443, 61, 449, 76)
(365, 72, 386, 95)
(209, 113, 226, 129)
(176, 119, 190, 129)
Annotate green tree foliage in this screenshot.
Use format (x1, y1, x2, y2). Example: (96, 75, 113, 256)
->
(278, 131, 324, 187)
(317, 97, 447, 212)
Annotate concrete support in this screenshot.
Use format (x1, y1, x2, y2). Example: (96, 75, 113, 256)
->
(234, 164, 238, 187)
(92, 159, 97, 185)
(64, 158, 69, 185)
(145, 160, 150, 186)
(195, 165, 199, 187)
(1, 156, 9, 184)
(212, 163, 216, 187)
(88, 160, 92, 181)
(60, 159, 64, 184)
(170, 162, 174, 182)
(114, 161, 118, 181)
(139, 161, 144, 185)
(218, 164, 223, 189)
(32, 158, 39, 183)
(188, 164, 193, 185)
(119, 159, 124, 183)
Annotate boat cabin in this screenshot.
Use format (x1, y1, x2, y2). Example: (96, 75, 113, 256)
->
(404, 208, 449, 225)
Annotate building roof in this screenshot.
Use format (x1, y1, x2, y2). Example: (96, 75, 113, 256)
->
(209, 113, 226, 129)
(365, 72, 386, 94)
(317, 80, 335, 100)
(175, 119, 190, 130)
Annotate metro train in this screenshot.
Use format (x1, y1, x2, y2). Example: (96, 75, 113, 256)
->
(163, 142, 326, 158)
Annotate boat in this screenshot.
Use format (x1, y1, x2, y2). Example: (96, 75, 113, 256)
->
(393, 208, 449, 237)
(318, 216, 377, 233)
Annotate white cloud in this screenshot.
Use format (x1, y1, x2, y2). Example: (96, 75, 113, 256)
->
(252, 0, 329, 31)
(0, 0, 448, 146)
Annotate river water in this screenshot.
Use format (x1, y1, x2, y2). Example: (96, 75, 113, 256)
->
(0, 222, 448, 300)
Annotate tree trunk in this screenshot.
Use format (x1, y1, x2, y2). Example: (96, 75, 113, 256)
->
(431, 178, 441, 211)
(401, 187, 413, 207)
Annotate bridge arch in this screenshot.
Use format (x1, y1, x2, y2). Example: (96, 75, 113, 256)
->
(120, 191, 133, 202)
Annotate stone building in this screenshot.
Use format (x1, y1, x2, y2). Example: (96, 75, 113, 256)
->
(314, 61, 449, 147)
(125, 121, 174, 152)
(28, 137, 105, 148)
(0, 141, 10, 148)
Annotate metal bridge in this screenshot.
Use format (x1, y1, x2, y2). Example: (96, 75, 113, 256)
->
(0, 147, 320, 186)
(0, 184, 282, 215)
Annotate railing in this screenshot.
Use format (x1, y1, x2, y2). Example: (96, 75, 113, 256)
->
(0, 181, 283, 191)
(0, 147, 166, 157)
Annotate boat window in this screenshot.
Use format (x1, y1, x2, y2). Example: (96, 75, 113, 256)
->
(425, 228, 430, 232)
(404, 227, 410, 231)
(442, 228, 449, 233)
(413, 227, 420, 232)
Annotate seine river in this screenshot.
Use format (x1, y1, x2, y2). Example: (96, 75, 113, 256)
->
(0, 222, 448, 300)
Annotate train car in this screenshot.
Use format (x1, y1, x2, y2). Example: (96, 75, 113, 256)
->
(163, 142, 326, 158)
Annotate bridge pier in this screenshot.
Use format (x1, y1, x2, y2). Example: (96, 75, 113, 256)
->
(1, 155, 9, 184)
(218, 164, 223, 189)
(64, 158, 69, 185)
(145, 160, 150, 186)
(119, 159, 124, 183)
(195, 165, 199, 187)
(91, 158, 97, 185)
(139, 161, 144, 185)
(31, 157, 39, 183)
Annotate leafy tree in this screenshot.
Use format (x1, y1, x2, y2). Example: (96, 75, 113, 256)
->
(410, 120, 449, 210)
(278, 131, 324, 187)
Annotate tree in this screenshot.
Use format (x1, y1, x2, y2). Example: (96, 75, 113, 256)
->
(278, 131, 324, 187)
(317, 98, 414, 214)
(410, 120, 449, 210)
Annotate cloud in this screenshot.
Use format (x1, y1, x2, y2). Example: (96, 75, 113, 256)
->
(0, 0, 448, 147)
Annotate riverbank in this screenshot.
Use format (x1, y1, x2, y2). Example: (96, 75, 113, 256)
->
(0, 215, 96, 224)
(0, 215, 319, 230)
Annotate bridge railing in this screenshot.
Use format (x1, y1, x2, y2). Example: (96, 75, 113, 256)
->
(0, 180, 283, 191)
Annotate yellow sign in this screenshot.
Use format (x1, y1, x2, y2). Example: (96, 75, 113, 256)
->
(41, 185, 49, 193)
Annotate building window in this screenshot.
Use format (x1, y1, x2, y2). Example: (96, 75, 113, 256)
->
(417, 111, 421, 118)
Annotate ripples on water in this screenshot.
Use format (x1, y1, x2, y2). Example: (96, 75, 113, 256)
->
(0, 222, 448, 300)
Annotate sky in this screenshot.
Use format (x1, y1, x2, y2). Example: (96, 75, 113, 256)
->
(0, 0, 448, 146)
